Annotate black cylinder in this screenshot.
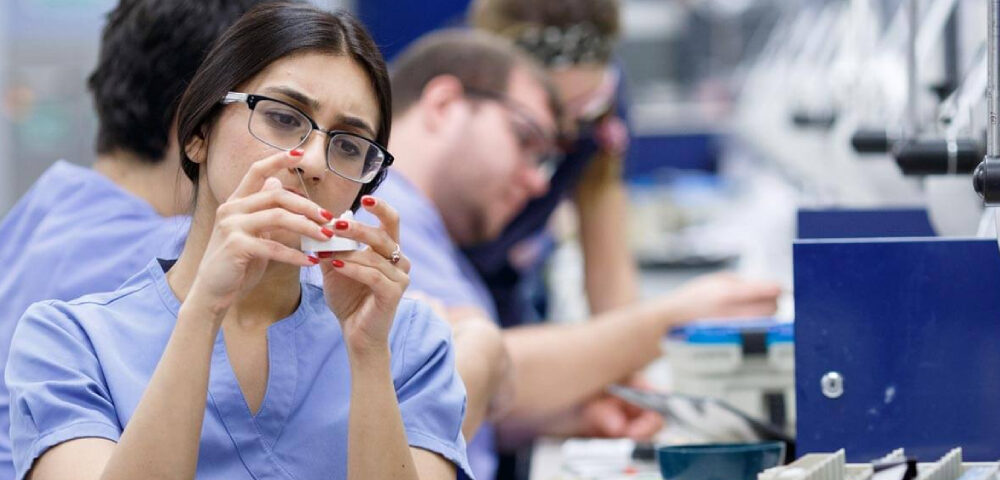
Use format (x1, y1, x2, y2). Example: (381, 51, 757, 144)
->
(974, 158, 1000, 205)
(791, 110, 837, 130)
(893, 138, 983, 175)
(851, 129, 892, 154)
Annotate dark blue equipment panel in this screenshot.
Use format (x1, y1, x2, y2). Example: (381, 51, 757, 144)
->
(794, 238, 1000, 462)
(357, 0, 471, 60)
(797, 208, 936, 239)
(625, 133, 720, 179)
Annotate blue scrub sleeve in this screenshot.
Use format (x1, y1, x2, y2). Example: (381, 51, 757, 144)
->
(395, 301, 475, 479)
(6, 301, 122, 479)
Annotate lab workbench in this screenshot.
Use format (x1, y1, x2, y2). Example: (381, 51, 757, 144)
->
(529, 437, 660, 480)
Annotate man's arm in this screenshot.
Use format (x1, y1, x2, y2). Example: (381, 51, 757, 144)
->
(448, 309, 513, 438)
(406, 293, 513, 439)
(499, 273, 781, 424)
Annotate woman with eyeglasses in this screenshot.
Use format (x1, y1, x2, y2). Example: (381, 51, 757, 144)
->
(5, 4, 471, 480)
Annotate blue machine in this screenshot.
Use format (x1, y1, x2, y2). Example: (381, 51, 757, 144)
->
(356, 0, 470, 60)
(793, 237, 1000, 462)
(796, 208, 936, 239)
(625, 133, 720, 179)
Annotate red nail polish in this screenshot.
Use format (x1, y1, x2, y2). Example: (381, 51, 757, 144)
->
(334, 220, 349, 230)
(317, 251, 333, 258)
(308, 256, 319, 264)
(321, 227, 334, 238)
(362, 197, 377, 207)
(320, 209, 334, 221)
(331, 260, 345, 268)
(290, 149, 304, 157)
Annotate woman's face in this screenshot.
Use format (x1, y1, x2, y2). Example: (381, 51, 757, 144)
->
(549, 64, 616, 124)
(197, 52, 381, 246)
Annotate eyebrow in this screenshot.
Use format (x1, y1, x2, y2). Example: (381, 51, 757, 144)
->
(336, 115, 377, 139)
(262, 85, 378, 139)
(263, 85, 320, 111)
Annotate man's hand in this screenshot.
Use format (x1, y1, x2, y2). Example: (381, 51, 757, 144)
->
(666, 272, 781, 322)
(535, 376, 664, 441)
(577, 392, 663, 440)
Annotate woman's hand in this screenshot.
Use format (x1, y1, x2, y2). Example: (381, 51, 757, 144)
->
(189, 150, 334, 316)
(318, 196, 410, 356)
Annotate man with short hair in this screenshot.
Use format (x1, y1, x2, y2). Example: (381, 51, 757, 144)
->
(0, 1, 280, 474)
(376, 34, 559, 472)
(382, 29, 781, 480)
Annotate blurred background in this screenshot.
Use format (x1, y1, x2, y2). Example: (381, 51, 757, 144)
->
(5, 0, 1000, 476)
(2, 0, 985, 283)
(1, 0, 990, 373)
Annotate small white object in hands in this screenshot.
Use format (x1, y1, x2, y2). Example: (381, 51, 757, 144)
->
(301, 210, 359, 252)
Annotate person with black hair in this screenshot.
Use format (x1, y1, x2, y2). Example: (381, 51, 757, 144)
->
(0, 1, 278, 476)
(6, 3, 471, 479)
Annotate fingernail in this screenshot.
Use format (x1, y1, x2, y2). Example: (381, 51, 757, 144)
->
(307, 256, 319, 264)
(317, 251, 333, 258)
(334, 220, 349, 230)
(362, 196, 377, 207)
(321, 227, 334, 238)
(331, 260, 345, 268)
(290, 149, 304, 157)
(320, 209, 334, 221)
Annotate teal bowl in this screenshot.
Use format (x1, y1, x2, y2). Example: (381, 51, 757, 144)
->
(657, 442, 786, 480)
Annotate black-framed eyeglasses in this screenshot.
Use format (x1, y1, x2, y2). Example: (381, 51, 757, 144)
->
(221, 92, 393, 184)
(463, 87, 562, 173)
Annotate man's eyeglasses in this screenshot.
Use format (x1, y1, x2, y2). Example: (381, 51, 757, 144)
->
(221, 92, 393, 184)
(463, 87, 561, 173)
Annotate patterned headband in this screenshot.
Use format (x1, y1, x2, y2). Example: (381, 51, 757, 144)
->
(509, 23, 615, 68)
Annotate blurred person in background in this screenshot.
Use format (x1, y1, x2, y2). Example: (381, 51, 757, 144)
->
(385, 29, 780, 480)
(469, 0, 780, 450)
(469, 0, 642, 328)
(469, 0, 783, 439)
(0, 1, 281, 475)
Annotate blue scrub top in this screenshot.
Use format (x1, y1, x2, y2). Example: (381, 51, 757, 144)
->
(359, 171, 498, 480)
(0, 160, 188, 478)
(6, 258, 474, 480)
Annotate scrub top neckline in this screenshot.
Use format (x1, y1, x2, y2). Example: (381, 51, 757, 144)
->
(150, 258, 310, 332)
(147, 258, 314, 480)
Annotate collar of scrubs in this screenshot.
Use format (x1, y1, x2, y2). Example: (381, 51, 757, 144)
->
(54, 160, 188, 221)
(148, 258, 315, 478)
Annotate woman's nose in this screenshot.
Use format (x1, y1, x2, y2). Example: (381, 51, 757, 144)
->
(294, 132, 328, 181)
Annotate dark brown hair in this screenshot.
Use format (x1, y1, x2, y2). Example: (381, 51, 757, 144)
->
(390, 29, 560, 120)
(176, 2, 391, 209)
(89, 0, 279, 163)
(470, 0, 620, 66)
(470, 0, 621, 39)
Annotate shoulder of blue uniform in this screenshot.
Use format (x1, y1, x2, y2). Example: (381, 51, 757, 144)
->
(62, 276, 155, 308)
(19, 282, 152, 338)
(17, 274, 159, 333)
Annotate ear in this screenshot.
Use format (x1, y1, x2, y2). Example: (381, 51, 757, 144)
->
(184, 129, 209, 165)
(417, 74, 469, 133)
